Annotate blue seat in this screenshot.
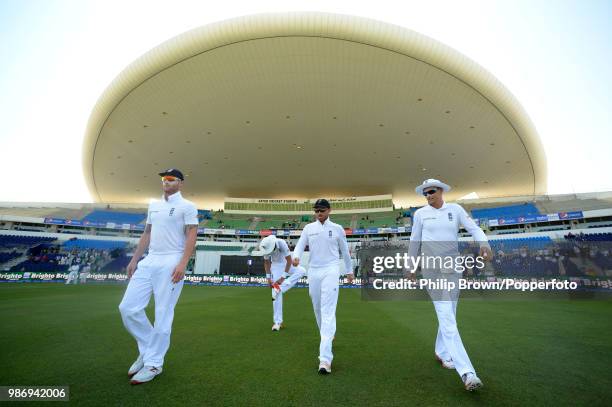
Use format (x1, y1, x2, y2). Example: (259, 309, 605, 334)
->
(472, 203, 540, 220)
(82, 210, 146, 225)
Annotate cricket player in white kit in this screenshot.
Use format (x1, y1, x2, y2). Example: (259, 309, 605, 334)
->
(254, 235, 306, 331)
(65, 264, 79, 285)
(119, 168, 198, 384)
(408, 179, 492, 391)
(292, 199, 354, 374)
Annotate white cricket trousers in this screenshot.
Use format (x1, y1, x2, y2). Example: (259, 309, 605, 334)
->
(432, 300, 475, 377)
(308, 264, 340, 363)
(271, 265, 306, 324)
(65, 272, 78, 284)
(119, 253, 184, 368)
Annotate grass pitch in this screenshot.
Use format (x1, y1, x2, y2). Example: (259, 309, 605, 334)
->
(1, 283, 611, 406)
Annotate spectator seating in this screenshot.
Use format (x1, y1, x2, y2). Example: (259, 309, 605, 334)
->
(11, 260, 69, 272)
(100, 255, 132, 273)
(0, 251, 22, 263)
(0, 235, 55, 247)
(62, 239, 128, 250)
(81, 210, 146, 225)
(489, 236, 552, 251)
(472, 203, 540, 220)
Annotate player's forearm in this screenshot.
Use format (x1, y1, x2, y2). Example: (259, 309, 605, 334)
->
(339, 239, 353, 275)
(284, 257, 291, 274)
(462, 216, 490, 247)
(293, 236, 306, 260)
(178, 227, 198, 268)
(130, 232, 150, 263)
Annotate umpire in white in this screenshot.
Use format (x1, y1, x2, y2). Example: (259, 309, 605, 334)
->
(292, 199, 354, 374)
(119, 168, 199, 384)
(408, 179, 492, 391)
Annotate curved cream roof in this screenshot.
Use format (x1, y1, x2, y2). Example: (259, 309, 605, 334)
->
(83, 12, 547, 209)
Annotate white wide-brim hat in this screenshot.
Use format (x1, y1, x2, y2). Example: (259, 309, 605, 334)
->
(415, 178, 451, 195)
(252, 234, 277, 256)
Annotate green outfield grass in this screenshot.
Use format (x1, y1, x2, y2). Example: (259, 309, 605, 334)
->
(1, 283, 611, 406)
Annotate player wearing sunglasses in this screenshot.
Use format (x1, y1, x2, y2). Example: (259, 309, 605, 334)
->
(408, 179, 492, 391)
(292, 198, 354, 374)
(119, 168, 199, 384)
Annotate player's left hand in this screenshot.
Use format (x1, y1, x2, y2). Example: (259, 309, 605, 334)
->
(171, 264, 186, 283)
(480, 246, 493, 261)
(346, 273, 355, 284)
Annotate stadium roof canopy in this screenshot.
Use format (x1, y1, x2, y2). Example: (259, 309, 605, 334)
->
(83, 12, 547, 209)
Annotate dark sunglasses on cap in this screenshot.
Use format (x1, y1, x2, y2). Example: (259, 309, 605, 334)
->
(314, 208, 329, 213)
(423, 189, 438, 196)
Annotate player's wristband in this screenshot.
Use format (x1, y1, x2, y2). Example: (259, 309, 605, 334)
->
(282, 272, 289, 278)
(266, 274, 271, 279)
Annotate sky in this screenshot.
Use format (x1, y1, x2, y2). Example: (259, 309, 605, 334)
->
(1, 0, 611, 204)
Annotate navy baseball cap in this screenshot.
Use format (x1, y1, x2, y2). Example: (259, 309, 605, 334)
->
(158, 168, 184, 180)
(313, 199, 331, 209)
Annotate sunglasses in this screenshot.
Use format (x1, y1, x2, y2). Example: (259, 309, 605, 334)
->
(161, 176, 181, 182)
(314, 208, 328, 213)
(423, 189, 438, 196)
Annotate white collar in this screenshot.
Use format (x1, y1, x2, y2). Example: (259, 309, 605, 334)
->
(162, 191, 182, 202)
(316, 217, 331, 226)
(428, 201, 447, 210)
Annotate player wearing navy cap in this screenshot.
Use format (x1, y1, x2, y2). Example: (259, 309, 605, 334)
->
(119, 168, 198, 384)
(292, 199, 354, 374)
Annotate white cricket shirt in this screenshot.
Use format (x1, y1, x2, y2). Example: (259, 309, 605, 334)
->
(146, 191, 199, 255)
(264, 239, 291, 265)
(293, 218, 352, 274)
(408, 201, 489, 258)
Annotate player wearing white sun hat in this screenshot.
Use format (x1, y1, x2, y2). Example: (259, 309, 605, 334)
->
(409, 178, 492, 391)
(254, 235, 306, 331)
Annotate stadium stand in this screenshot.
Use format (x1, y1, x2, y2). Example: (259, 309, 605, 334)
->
(100, 255, 132, 273)
(0, 251, 21, 264)
(471, 203, 541, 220)
(489, 236, 552, 251)
(81, 210, 146, 225)
(200, 245, 244, 251)
(355, 211, 407, 228)
(565, 232, 612, 242)
(252, 215, 303, 230)
(0, 207, 91, 219)
(0, 235, 55, 247)
(62, 239, 128, 250)
(209, 212, 253, 230)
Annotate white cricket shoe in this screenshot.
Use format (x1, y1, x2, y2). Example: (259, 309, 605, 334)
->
(462, 372, 483, 391)
(435, 354, 455, 369)
(318, 361, 332, 374)
(127, 354, 144, 377)
(271, 284, 281, 301)
(272, 323, 282, 331)
(130, 366, 163, 384)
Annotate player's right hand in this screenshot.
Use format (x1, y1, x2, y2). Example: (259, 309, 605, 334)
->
(292, 258, 300, 267)
(267, 279, 273, 287)
(126, 262, 137, 279)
